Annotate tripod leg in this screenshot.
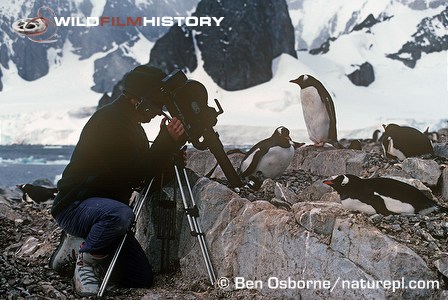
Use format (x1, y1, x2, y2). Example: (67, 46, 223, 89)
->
(173, 165, 217, 285)
(97, 178, 154, 297)
(181, 168, 217, 283)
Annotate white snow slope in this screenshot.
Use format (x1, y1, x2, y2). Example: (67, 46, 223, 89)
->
(0, 1, 447, 146)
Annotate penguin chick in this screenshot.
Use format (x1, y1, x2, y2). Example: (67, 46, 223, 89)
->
(324, 174, 447, 215)
(290, 74, 338, 147)
(381, 124, 433, 160)
(16, 184, 58, 203)
(239, 126, 294, 180)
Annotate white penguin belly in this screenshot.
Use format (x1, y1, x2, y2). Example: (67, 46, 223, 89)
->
(300, 88, 330, 144)
(341, 198, 377, 215)
(374, 193, 415, 214)
(254, 146, 294, 178)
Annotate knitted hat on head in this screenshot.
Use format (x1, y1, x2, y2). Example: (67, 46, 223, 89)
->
(123, 65, 167, 104)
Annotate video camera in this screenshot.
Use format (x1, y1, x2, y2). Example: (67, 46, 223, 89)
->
(160, 69, 242, 188)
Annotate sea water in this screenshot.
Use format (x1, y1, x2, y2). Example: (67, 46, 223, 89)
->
(0, 145, 74, 187)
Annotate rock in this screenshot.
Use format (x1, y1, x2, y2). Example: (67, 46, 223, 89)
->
(40, 283, 67, 300)
(347, 62, 375, 87)
(331, 219, 434, 299)
(150, 0, 296, 91)
(91, 47, 139, 93)
(441, 168, 448, 201)
(434, 253, 448, 278)
(299, 180, 333, 202)
(289, 146, 367, 177)
(274, 182, 300, 205)
(352, 14, 380, 31)
(176, 176, 437, 299)
(16, 236, 39, 257)
(0, 196, 24, 221)
(135, 172, 239, 273)
(294, 202, 344, 236)
(186, 150, 218, 177)
(209, 153, 245, 180)
(434, 143, 448, 159)
(149, 25, 197, 75)
(401, 158, 441, 186)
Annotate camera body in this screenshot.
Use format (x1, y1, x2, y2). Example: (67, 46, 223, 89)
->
(160, 69, 242, 187)
(161, 70, 223, 150)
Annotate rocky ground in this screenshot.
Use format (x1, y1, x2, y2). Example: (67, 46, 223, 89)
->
(0, 193, 268, 299)
(1, 140, 448, 299)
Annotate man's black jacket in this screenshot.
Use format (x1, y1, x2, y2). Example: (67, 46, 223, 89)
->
(51, 98, 179, 218)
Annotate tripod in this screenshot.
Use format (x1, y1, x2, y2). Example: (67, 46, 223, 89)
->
(97, 154, 217, 297)
(172, 158, 217, 285)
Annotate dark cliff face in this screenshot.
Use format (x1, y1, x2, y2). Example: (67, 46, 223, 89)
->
(386, 6, 448, 68)
(149, 25, 197, 75)
(149, 0, 297, 91)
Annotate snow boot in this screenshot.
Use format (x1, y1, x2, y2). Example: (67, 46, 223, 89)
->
(73, 250, 107, 296)
(49, 231, 84, 276)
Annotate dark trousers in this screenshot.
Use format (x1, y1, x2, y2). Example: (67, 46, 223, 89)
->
(55, 197, 153, 287)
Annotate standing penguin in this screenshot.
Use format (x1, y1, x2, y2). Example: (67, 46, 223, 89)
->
(323, 174, 447, 215)
(290, 74, 338, 147)
(239, 126, 295, 180)
(381, 123, 433, 160)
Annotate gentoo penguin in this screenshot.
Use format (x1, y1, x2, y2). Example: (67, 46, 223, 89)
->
(323, 174, 447, 215)
(381, 124, 433, 160)
(16, 184, 58, 203)
(239, 126, 295, 180)
(371, 129, 382, 142)
(290, 74, 338, 147)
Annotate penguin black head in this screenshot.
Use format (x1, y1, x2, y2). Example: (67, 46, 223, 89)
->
(289, 74, 317, 89)
(273, 126, 292, 148)
(323, 174, 363, 195)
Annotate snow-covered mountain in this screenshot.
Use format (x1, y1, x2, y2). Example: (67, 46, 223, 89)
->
(0, 0, 447, 145)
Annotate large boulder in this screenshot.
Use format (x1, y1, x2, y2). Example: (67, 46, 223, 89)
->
(288, 146, 367, 177)
(136, 168, 438, 299)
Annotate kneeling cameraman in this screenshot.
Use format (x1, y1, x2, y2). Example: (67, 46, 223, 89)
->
(49, 65, 185, 296)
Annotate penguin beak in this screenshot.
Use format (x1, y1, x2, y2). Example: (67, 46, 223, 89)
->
(323, 180, 333, 186)
(289, 78, 299, 84)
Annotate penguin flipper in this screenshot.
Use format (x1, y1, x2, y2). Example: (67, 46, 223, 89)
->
(240, 147, 269, 178)
(321, 94, 338, 142)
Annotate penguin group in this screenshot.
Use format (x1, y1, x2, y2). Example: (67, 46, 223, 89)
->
(231, 72, 447, 218)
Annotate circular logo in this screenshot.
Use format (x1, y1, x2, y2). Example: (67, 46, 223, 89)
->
(217, 277, 230, 289)
(12, 18, 47, 34)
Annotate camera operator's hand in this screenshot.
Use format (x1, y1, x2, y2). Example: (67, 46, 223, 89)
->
(163, 117, 185, 142)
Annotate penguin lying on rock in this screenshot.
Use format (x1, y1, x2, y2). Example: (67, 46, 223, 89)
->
(239, 127, 295, 187)
(16, 184, 58, 203)
(290, 74, 341, 148)
(324, 174, 447, 216)
(381, 123, 433, 160)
